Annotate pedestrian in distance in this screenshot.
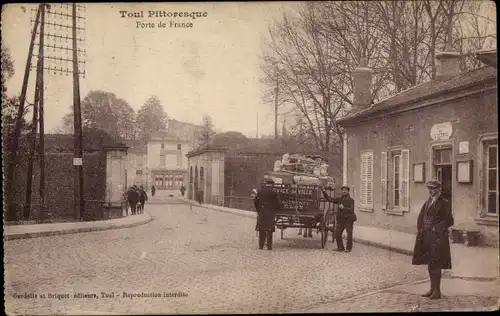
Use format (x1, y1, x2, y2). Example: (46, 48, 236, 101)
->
(412, 180, 454, 300)
(180, 185, 186, 197)
(254, 178, 281, 250)
(322, 185, 357, 253)
(151, 185, 156, 197)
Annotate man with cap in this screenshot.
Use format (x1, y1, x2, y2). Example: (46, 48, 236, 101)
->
(254, 178, 281, 250)
(412, 180, 454, 300)
(322, 185, 357, 252)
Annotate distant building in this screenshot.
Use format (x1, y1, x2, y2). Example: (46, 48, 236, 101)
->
(338, 49, 498, 246)
(126, 119, 202, 191)
(186, 139, 282, 209)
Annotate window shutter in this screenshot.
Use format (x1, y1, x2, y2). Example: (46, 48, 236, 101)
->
(381, 152, 388, 210)
(401, 149, 410, 212)
(367, 152, 374, 207)
(360, 154, 367, 206)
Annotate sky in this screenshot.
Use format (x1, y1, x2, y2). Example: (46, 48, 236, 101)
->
(2, 2, 300, 138)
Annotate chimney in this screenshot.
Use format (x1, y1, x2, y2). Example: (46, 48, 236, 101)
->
(435, 45, 460, 80)
(352, 57, 373, 112)
(435, 19, 460, 80)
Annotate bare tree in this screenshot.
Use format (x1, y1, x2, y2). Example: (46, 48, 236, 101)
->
(260, 1, 496, 141)
(261, 4, 355, 152)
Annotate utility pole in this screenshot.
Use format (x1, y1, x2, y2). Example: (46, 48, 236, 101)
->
(38, 4, 46, 220)
(274, 76, 279, 139)
(7, 5, 41, 221)
(24, 4, 46, 220)
(72, 3, 84, 220)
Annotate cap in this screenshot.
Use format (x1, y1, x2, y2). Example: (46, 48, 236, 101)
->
(340, 186, 350, 191)
(425, 180, 442, 189)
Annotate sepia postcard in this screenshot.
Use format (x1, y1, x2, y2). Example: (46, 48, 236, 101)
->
(2, 1, 498, 314)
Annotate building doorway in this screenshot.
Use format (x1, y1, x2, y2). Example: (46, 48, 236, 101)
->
(433, 147, 453, 207)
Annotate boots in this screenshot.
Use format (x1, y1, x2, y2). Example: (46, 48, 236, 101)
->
(422, 267, 434, 297)
(266, 232, 273, 250)
(429, 269, 442, 299)
(258, 231, 266, 249)
(423, 267, 442, 299)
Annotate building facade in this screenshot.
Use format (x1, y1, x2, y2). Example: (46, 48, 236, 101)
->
(125, 119, 201, 191)
(339, 50, 498, 246)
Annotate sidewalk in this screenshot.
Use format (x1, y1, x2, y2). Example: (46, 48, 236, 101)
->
(184, 198, 499, 281)
(3, 212, 152, 241)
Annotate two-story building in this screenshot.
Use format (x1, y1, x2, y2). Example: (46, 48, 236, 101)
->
(125, 119, 202, 192)
(338, 49, 498, 246)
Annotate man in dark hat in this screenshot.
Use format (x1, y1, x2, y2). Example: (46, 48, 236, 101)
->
(412, 180, 454, 300)
(127, 185, 140, 215)
(322, 185, 357, 252)
(254, 178, 281, 250)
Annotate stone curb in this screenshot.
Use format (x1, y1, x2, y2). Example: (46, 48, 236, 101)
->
(352, 238, 414, 256)
(189, 200, 417, 255)
(3, 213, 153, 241)
(186, 200, 499, 281)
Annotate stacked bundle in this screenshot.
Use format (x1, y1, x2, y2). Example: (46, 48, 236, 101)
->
(267, 153, 335, 187)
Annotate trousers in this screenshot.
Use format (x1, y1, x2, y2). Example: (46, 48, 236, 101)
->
(259, 231, 273, 250)
(335, 219, 354, 251)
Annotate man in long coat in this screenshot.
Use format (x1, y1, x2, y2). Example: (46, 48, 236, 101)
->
(127, 185, 140, 215)
(254, 179, 280, 250)
(323, 186, 357, 252)
(412, 180, 454, 300)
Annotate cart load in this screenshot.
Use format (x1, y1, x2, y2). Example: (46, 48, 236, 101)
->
(259, 153, 338, 248)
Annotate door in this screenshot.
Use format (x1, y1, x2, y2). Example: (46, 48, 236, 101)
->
(436, 165, 452, 203)
(434, 147, 453, 208)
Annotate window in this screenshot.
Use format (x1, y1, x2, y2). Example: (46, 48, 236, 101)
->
(177, 144, 182, 150)
(160, 154, 166, 166)
(485, 141, 498, 215)
(360, 151, 374, 209)
(381, 149, 410, 212)
(393, 154, 401, 206)
(161, 143, 165, 149)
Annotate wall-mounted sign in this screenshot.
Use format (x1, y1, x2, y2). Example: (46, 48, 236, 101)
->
(430, 122, 453, 140)
(459, 141, 469, 154)
(73, 158, 83, 166)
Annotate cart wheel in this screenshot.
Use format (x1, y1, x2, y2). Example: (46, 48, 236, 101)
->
(280, 228, 284, 240)
(321, 229, 328, 248)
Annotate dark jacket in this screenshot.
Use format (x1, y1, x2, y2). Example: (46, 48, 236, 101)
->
(412, 195, 454, 269)
(127, 188, 139, 204)
(254, 186, 280, 232)
(323, 192, 357, 222)
(139, 189, 148, 203)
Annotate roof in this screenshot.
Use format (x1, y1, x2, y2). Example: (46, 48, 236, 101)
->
(126, 140, 147, 154)
(186, 138, 284, 158)
(17, 129, 127, 153)
(475, 49, 497, 68)
(338, 65, 497, 125)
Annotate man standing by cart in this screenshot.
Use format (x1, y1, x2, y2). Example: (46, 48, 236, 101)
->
(254, 178, 280, 250)
(323, 186, 357, 253)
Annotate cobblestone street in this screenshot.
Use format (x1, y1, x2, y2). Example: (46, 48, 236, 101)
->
(4, 200, 493, 314)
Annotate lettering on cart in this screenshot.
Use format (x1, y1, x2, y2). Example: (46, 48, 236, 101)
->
(273, 187, 315, 196)
(282, 200, 310, 210)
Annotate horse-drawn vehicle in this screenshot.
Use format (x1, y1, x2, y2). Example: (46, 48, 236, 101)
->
(260, 153, 338, 248)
